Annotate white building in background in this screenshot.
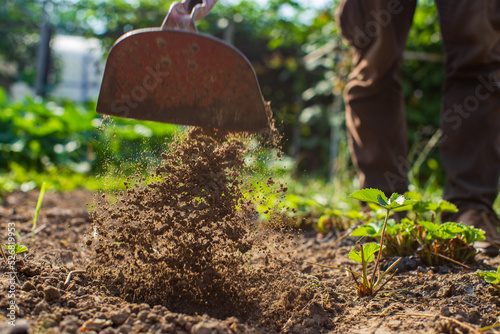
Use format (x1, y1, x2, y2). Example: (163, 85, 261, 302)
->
(11, 35, 104, 103)
(50, 35, 104, 102)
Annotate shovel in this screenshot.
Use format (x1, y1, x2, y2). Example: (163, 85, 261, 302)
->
(96, 0, 272, 133)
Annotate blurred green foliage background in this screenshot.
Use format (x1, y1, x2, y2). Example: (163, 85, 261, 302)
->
(1, 0, 445, 194)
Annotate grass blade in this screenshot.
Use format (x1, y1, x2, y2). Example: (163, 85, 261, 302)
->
(32, 182, 47, 244)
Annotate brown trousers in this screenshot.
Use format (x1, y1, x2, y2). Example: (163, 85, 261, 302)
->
(337, 0, 500, 212)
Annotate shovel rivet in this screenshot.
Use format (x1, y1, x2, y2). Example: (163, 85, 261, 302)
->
(192, 43, 199, 52)
(162, 57, 170, 66)
(188, 62, 197, 70)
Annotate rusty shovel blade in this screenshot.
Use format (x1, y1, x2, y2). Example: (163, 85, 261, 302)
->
(96, 28, 271, 133)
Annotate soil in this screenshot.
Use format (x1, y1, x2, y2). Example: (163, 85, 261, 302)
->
(1, 128, 500, 334)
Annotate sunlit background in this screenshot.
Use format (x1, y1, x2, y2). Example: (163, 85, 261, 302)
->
(1, 0, 463, 214)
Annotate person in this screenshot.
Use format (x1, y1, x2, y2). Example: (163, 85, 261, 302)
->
(336, 0, 500, 254)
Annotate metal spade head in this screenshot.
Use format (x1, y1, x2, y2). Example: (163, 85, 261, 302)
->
(96, 28, 271, 133)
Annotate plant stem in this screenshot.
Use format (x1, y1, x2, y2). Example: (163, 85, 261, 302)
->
(371, 209, 390, 287)
(0, 245, 8, 264)
(360, 244, 368, 289)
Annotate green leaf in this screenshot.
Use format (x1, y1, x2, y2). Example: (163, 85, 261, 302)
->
(351, 224, 379, 237)
(389, 193, 404, 205)
(385, 194, 417, 210)
(412, 201, 431, 214)
(436, 200, 458, 214)
(384, 219, 401, 236)
(4, 243, 27, 254)
(350, 189, 416, 210)
(324, 209, 342, 217)
(349, 243, 382, 263)
(418, 220, 439, 232)
(366, 202, 381, 212)
(440, 222, 465, 235)
(345, 209, 364, 220)
(350, 189, 387, 205)
(404, 191, 421, 202)
(475, 269, 500, 284)
(351, 220, 399, 237)
(377, 194, 388, 206)
(411, 199, 457, 215)
(449, 222, 485, 243)
(461, 226, 485, 244)
(14, 244, 28, 254)
(419, 221, 485, 243)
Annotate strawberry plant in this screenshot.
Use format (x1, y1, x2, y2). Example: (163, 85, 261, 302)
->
(410, 195, 458, 222)
(352, 193, 485, 265)
(311, 189, 415, 297)
(417, 221, 484, 265)
(310, 243, 401, 297)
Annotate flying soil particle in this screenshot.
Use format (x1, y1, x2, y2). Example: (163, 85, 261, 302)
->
(87, 126, 318, 328)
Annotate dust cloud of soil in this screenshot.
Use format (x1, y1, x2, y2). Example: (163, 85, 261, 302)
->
(87, 127, 317, 330)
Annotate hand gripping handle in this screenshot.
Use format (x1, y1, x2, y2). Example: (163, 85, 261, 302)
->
(161, 0, 219, 32)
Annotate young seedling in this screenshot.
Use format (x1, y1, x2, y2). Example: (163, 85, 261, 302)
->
(3, 243, 28, 267)
(32, 182, 47, 244)
(309, 242, 401, 297)
(474, 267, 500, 291)
(349, 189, 416, 289)
(310, 189, 414, 297)
(351, 192, 483, 265)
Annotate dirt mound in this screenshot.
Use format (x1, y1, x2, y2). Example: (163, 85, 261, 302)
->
(86, 127, 316, 328)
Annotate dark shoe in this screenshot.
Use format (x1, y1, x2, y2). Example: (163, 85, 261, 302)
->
(455, 209, 500, 256)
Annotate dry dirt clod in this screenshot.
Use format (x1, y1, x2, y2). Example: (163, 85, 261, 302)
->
(21, 281, 35, 292)
(43, 286, 61, 302)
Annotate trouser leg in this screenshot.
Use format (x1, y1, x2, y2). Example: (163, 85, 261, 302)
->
(337, 0, 417, 195)
(436, 0, 500, 212)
